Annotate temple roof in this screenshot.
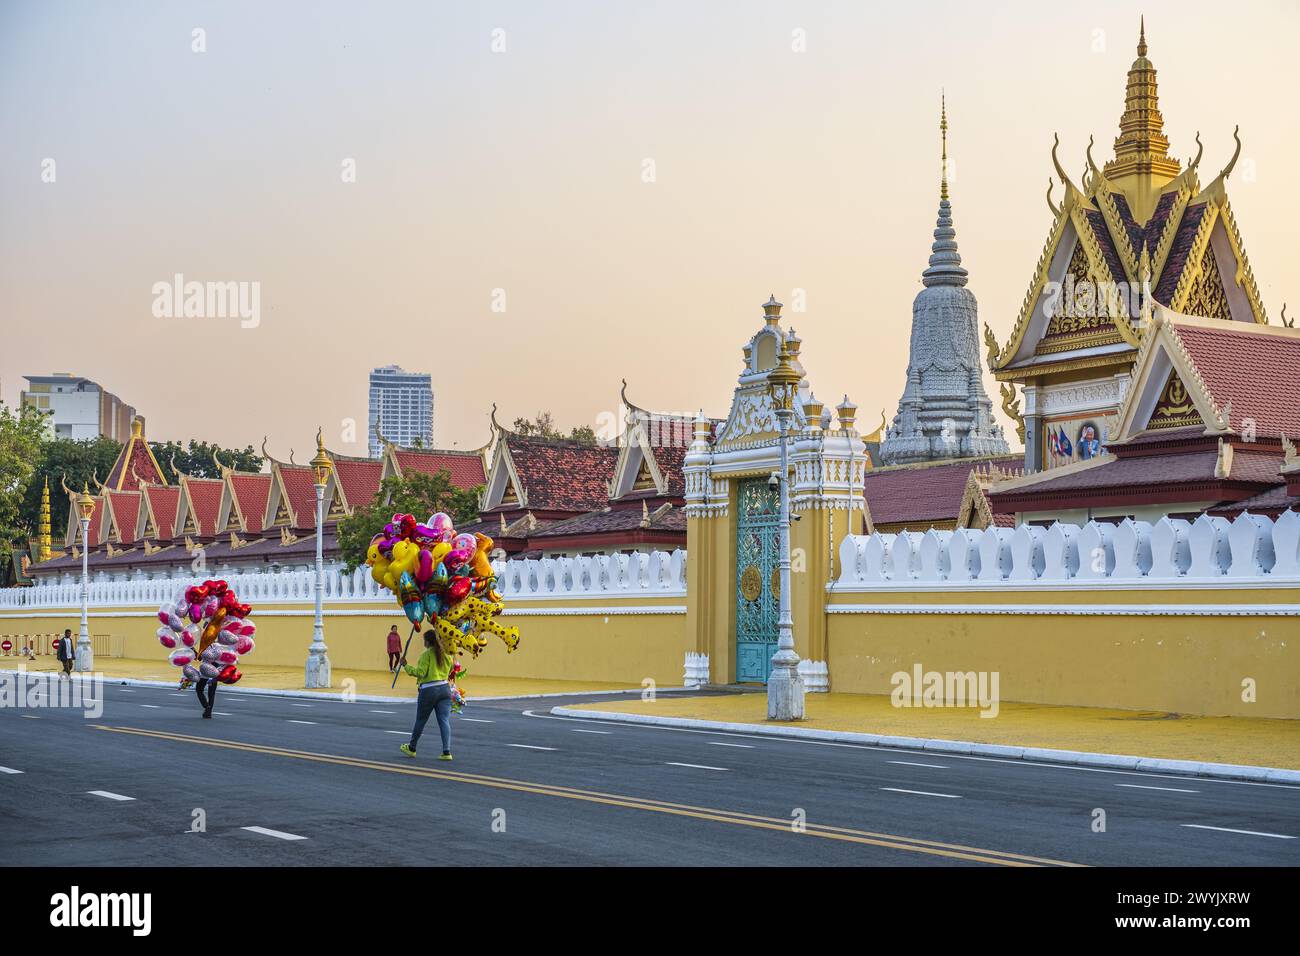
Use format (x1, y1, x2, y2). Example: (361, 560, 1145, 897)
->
(388, 448, 487, 488)
(861, 455, 1022, 530)
(104, 417, 167, 491)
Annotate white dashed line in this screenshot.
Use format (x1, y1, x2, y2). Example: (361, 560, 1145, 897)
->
(666, 762, 729, 771)
(20, 715, 39, 720)
(290, 703, 313, 708)
(1181, 824, 1294, 839)
(211, 712, 233, 716)
(458, 718, 493, 723)
(242, 826, 307, 841)
(384, 731, 408, 736)
(507, 744, 557, 751)
(708, 741, 754, 749)
(888, 760, 948, 769)
(370, 710, 396, 715)
(571, 729, 611, 735)
(1117, 783, 1199, 793)
(0, 766, 24, 774)
(139, 704, 162, 709)
(288, 720, 317, 725)
(880, 787, 961, 799)
(88, 790, 135, 801)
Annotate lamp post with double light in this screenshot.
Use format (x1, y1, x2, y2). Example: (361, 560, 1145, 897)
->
(75, 484, 96, 672)
(304, 429, 333, 688)
(765, 337, 805, 720)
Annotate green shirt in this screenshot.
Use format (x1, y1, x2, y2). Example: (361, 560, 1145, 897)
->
(404, 647, 462, 684)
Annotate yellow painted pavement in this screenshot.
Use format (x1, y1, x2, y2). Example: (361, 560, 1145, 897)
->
(569, 693, 1300, 770)
(3, 656, 638, 700)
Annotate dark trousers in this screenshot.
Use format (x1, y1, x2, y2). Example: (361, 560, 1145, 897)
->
(195, 678, 217, 714)
(409, 683, 452, 753)
(388, 651, 401, 670)
(60, 658, 72, 675)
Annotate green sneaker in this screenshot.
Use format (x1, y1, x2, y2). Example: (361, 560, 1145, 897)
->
(399, 744, 416, 758)
(439, 752, 453, 761)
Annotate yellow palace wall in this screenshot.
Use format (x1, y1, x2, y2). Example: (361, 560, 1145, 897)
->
(825, 587, 1300, 719)
(0, 596, 686, 687)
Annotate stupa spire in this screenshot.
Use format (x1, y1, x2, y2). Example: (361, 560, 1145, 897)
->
(922, 95, 968, 289)
(1104, 18, 1180, 186)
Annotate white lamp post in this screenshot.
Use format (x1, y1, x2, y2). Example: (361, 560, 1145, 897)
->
(765, 338, 805, 720)
(304, 428, 333, 688)
(75, 484, 96, 672)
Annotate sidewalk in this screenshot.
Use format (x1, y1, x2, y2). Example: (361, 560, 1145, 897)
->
(562, 692, 1300, 772)
(1, 656, 640, 701)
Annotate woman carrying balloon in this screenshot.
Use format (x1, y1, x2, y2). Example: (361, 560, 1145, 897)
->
(398, 629, 465, 761)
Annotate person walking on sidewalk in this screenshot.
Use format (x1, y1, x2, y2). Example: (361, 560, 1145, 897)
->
(398, 630, 465, 761)
(55, 629, 74, 677)
(194, 676, 218, 718)
(386, 624, 402, 672)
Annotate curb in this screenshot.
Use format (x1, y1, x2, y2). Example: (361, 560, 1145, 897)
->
(0, 668, 679, 706)
(549, 706, 1300, 785)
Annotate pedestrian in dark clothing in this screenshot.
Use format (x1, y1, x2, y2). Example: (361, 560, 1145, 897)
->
(386, 625, 402, 671)
(55, 629, 74, 677)
(195, 677, 217, 718)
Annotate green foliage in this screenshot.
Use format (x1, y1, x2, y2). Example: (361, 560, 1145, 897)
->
(0, 402, 51, 545)
(511, 411, 597, 445)
(149, 440, 262, 480)
(336, 470, 483, 572)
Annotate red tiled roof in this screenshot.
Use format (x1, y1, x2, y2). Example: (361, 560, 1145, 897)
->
(649, 443, 687, 496)
(185, 477, 225, 536)
(143, 485, 180, 539)
(106, 491, 141, 544)
(1171, 323, 1300, 439)
(105, 436, 165, 491)
(333, 458, 383, 508)
(277, 465, 319, 529)
(862, 456, 1021, 528)
(529, 504, 686, 538)
(86, 498, 105, 548)
(506, 435, 617, 512)
(393, 450, 486, 489)
(990, 447, 1280, 497)
(1211, 485, 1299, 517)
(228, 473, 272, 532)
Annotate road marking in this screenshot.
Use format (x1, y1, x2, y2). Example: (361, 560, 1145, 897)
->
(92, 725, 1082, 866)
(370, 710, 396, 715)
(1116, 783, 1199, 793)
(139, 704, 162, 709)
(708, 742, 754, 749)
(170, 693, 187, 697)
(571, 729, 611, 735)
(522, 711, 1300, 791)
(288, 720, 317, 725)
(88, 790, 135, 801)
(20, 715, 39, 719)
(459, 717, 494, 723)
(0, 766, 23, 774)
(118, 689, 133, 693)
(508, 744, 557, 751)
(384, 730, 408, 735)
(211, 712, 233, 716)
(290, 704, 313, 708)
(880, 787, 961, 799)
(889, 760, 948, 769)
(667, 762, 729, 771)
(241, 826, 307, 841)
(1181, 824, 1295, 840)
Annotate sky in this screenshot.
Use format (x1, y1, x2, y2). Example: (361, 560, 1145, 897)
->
(2, 0, 1297, 456)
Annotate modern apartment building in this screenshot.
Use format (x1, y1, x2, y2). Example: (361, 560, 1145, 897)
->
(367, 365, 434, 457)
(20, 373, 139, 441)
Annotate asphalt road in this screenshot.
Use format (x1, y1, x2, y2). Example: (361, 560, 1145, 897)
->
(2, 679, 1298, 866)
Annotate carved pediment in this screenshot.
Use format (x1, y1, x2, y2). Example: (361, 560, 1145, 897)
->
(1147, 366, 1202, 430)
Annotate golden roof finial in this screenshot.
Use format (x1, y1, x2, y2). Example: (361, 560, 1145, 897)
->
(940, 91, 949, 201)
(1137, 15, 1147, 57)
(38, 477, 52, 562)
(1105, 16, 1179, 188)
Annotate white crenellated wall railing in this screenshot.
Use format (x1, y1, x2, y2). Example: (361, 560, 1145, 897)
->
(834, 512, 1300, 588)
(0, 550, 688, 610)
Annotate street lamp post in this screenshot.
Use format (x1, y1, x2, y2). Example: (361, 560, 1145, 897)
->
(304, 428, 333, 688)
(765, 337, 806, 721)
(75, 484, 96, 672)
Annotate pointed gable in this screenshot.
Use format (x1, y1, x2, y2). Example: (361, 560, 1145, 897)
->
(104, 417, 168, 491)
(179, 477, 225, 537)
(104, 490, 142, 544)
(140, 483, 181, 541)
(227, 472, 273, 533)
(330, 456, 384, 510)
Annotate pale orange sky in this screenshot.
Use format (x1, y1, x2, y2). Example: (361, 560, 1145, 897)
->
(2, 1, 1297, 455)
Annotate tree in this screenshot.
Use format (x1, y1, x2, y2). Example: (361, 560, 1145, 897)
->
(149, 440, 262, 480)
(336, 471, 483, 571)
(0, 403, 50, 548)
(19, 436, 124, 540)
(511, 411, 597, 445)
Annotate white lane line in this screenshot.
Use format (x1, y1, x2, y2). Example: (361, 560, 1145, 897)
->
(139, 704, 162, 709)
(211, 712, 233, 717)
(1117, 783, 1199, 793)
(666, 762, 729, 771)
(170, 693, 187, 697)
(458, 717, 493, 723)
(708, 741, 755, 749)
(290, 703, 313, 708)
(571, 729, 612, 735)
(1181, 824, 1295, 840)
(384, 730, 408, 735)
(508, 744, 557, 751)
(888, 760, 948, 769)
(288, 720, 317, 725)
(241, 826, 307, 841)
(20, 715, 39, 719)
(370, 710, 397, 715)
(88, 790, 135, 801)
(0, 766, 24, 774)
(880, 787, 961, 799)
(118, 689, 133, 693)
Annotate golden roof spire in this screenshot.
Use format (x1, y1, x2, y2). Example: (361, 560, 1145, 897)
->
(1104, 17, 1180, 188)
(38, 477, 52, 562)
(1137, 15, 1147, 57)
(940, 91, 949, 201)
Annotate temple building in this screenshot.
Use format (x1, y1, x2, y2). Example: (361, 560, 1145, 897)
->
(986, 21, 1269, 477)
(877, 99, 1010, 466)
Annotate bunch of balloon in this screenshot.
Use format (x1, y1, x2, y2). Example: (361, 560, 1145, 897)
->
(365, 512, 521, 688)
(156, 580, 256, 686)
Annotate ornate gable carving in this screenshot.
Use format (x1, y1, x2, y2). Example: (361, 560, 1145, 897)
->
(1147, 366, 1203, 430)
(1182, 243, 1231, 320)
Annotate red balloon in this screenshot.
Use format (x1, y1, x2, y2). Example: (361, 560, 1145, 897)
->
(446, 577, 472, 604)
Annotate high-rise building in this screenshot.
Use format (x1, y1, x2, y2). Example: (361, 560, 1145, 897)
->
(20, 373, 140, 441)
(368, 365, 434, 457)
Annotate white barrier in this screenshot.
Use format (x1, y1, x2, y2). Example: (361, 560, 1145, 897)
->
(835, 512, 1300, 587)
